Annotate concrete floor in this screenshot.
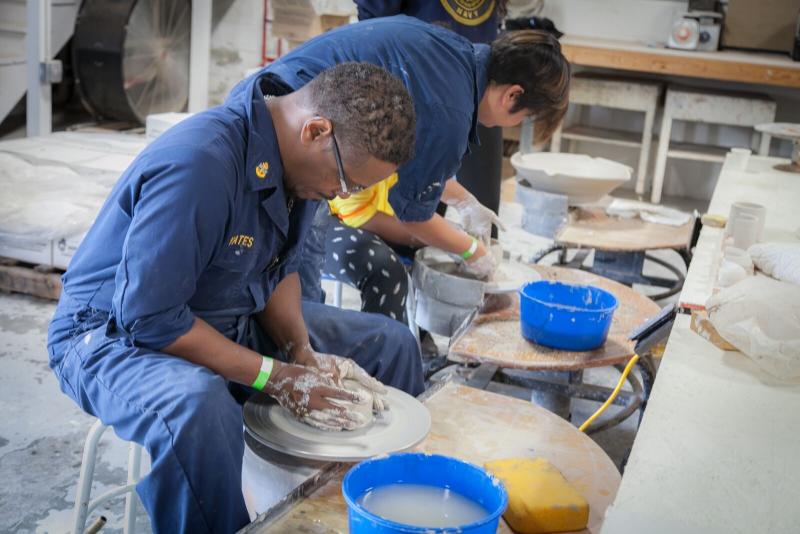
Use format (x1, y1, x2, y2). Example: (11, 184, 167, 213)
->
(0, 292, 152, 533)
(0, 192, 698, 533)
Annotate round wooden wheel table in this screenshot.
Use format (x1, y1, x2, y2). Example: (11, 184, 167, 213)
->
(447, 264, 661, 433)
(538, 207, 695, 301)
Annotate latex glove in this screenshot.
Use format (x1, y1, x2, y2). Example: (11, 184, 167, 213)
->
(293, 346, 389, 413)
(459, 250, 497, 281)
(452, 192, 506, 244)
(263, 362, 369, 431)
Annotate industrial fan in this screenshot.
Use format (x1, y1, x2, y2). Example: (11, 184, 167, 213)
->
(72, 0, 190, 124)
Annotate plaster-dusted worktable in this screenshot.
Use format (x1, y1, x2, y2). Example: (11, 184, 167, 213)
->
(679, 153, 800, 311)
(561, 36, 800, 89)
(601, 315, 800, 533)
(601, 154, 800, 533)
(242, 382, 621, 533)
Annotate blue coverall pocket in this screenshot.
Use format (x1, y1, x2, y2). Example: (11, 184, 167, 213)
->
(211, 245, 259, 273)
(59, 326, 117, 404)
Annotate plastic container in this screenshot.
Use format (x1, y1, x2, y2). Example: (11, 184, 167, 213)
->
(342, 453, 507, 533)
(519, 281, 618, 351)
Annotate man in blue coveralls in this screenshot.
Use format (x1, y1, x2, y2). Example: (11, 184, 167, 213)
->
(236, 16, 570, 301)
(47, 63, 421, 532)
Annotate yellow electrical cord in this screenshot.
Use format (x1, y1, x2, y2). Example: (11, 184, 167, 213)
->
(578, 354, 640, 433)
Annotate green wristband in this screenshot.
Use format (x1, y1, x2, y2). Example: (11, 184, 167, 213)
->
(460, 237, 479, 260)
(251, 356, 274, 391)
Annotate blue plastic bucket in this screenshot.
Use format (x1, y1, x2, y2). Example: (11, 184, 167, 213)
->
(519, 281, 619, 351)
(342, 453, 507, 533)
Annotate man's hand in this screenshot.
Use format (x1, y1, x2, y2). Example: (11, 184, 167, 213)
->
(264, 361, 369, 431)
(452, 192, 506, 244)
(291, 345, 389, 412)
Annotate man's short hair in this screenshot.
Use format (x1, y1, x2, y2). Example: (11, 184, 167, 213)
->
(489, 30, 571, 143)
(304, 62, 416, 166)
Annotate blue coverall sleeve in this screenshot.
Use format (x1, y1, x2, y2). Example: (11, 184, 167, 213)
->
(111, 149, 231, 350)
(389, 108, 472, 222)
(355, 0, 403, 20)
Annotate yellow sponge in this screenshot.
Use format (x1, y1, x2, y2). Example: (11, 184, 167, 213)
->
(485, 457, 589, 534)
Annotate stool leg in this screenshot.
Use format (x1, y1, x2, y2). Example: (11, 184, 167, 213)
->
(637, 106, 656, 197)
(550, 122, 563, 153)
(651, 113, 673, 204)
(333, 280, 343, 308)
(405, 275, 420, 345)
(123, 443, 143, 534)
(73, 420, 108, 534)
(758, 133, 771, 156)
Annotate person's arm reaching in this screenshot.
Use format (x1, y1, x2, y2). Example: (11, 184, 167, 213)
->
(441, 177, 506, 244)
(361, 211, 496, 279)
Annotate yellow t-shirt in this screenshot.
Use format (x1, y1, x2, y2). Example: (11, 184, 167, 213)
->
(328, 173, 398, 228)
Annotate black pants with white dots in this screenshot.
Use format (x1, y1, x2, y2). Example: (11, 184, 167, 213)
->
(322, 217, 409, 324)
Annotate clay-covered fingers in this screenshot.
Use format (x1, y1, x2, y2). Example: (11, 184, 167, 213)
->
(303, 351, 342, 383)
(306, 384, 371, 431)
(301, 408, 365, 431)
(307, 383, 364, 411)
(372, 394, 389, 413)
(337, 358, 388, 396)
(455, 193, 506, 241)
(460, 251, 497, 280)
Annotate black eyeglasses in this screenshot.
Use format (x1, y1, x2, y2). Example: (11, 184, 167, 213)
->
(331, 132, 365, 194)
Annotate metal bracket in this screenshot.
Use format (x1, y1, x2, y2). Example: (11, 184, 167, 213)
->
(39, 60, 62, 84)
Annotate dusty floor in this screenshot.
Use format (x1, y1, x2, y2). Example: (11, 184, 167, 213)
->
(0, 193, 695, 533)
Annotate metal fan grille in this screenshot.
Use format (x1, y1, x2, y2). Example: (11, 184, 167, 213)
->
(122, 0, 190, 122)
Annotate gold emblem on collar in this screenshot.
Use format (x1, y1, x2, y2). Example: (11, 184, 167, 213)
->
(255, 161, 270, 179)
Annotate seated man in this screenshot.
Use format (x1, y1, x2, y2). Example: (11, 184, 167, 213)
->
(238, 18, 569, 322)
(47, 63, 421, 533)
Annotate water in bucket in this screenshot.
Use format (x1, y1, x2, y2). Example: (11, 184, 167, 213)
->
(357, 483, 489, 528)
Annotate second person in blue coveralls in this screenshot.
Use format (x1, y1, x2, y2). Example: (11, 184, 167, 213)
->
(47, 63, 421, 533)
(356, 0, 509, 235)
(237, 16, 570, 322)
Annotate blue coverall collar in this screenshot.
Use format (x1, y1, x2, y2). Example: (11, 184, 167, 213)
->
(238, 74, 292, 238)
(470, 44, 491, 145)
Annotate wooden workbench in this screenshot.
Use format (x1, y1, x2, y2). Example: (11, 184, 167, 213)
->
(243, 382, 621, 533)
(561, 36, 800, 89)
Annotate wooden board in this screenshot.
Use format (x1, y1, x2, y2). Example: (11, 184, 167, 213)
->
(247, 383, 621, 533)
(561, 36, 800, 89)
(556, 207, 693, 252)
(450, 266, 659, 371)
(0, 262, 62, 300)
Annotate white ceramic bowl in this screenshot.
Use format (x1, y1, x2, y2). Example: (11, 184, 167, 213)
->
(511, 152, 632, 205)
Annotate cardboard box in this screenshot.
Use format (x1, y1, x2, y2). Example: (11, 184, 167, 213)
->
(723, 0, 797, 54)
(271, 0, 351, 42)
